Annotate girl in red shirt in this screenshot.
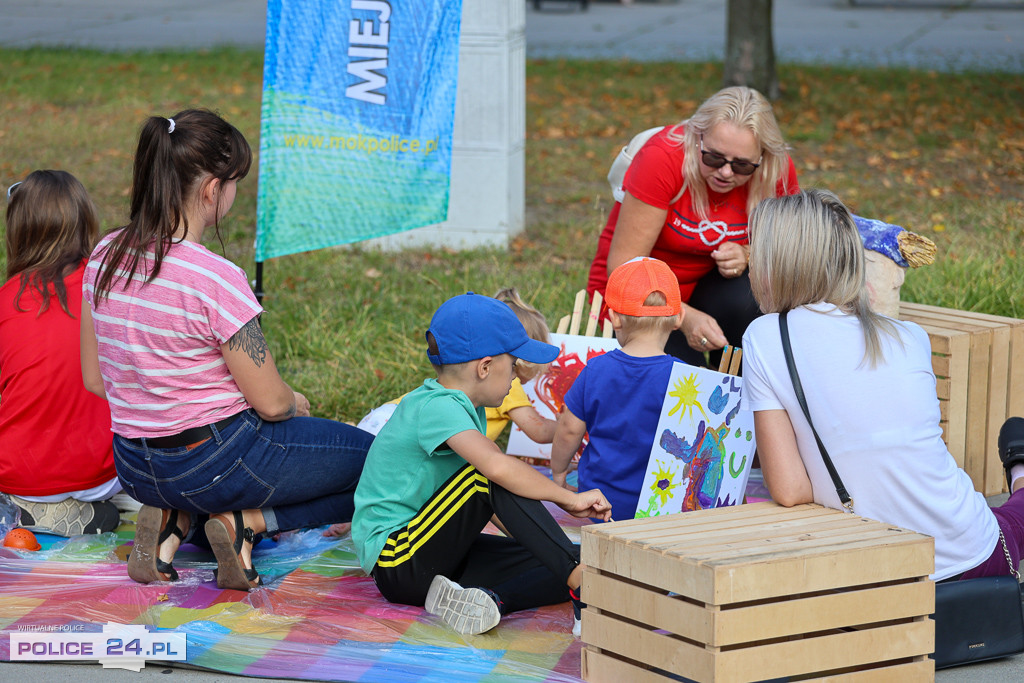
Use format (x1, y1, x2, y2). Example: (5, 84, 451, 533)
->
(1, 171, 120, 536)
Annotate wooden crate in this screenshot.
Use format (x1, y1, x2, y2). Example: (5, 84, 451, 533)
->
(898, 302, 1024, 496)
(580, 502, 936, 683)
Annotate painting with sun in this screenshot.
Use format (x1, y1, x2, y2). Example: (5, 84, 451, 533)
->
(635, 362, 756, 518)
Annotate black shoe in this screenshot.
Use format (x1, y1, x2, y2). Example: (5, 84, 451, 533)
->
(998, 417, 1024, 491)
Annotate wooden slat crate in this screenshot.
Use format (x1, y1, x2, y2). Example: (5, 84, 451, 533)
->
(580, 502, 936, 683)
(898, 302, 1024, 496)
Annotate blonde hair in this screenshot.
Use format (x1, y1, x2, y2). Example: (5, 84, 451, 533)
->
(667, 86, 793, 221)
(494, 288, 551, 382)
(747, 189, 900, 366)
(615, 291, 679, 345)
(5, 170, 99, 315)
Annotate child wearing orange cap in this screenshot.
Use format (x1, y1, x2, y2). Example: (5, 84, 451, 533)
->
(550, 257, 684, 520)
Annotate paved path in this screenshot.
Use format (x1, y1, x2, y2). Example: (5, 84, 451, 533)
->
(529, 0, 1024, 71)
(1, 1, 1022, 681)
(0, 0, 1022, 72)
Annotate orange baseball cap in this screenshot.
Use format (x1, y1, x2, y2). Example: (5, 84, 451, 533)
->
(606, 257, 682, 317)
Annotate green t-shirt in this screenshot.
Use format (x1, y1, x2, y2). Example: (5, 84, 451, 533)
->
(352, 378, 486, 574)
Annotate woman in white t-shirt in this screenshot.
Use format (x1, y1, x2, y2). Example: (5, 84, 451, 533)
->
(741, 188, 1024, 581)
(81, 109, 371, 591)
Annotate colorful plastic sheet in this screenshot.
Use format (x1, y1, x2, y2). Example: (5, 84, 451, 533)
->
(0, 494, 587, 681)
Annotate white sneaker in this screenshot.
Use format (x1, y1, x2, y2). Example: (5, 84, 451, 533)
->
(570, 587, 585, 638)
(424, 575, 501, 635)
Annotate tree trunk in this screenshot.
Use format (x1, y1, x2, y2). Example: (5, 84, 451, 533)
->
(723, 0, 779, 101)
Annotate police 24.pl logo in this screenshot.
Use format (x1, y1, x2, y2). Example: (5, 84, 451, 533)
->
(11, 622, 186, 667)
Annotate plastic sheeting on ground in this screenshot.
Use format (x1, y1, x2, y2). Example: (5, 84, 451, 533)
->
(0, 469, 770, 681)
(0, 488, 589, 682)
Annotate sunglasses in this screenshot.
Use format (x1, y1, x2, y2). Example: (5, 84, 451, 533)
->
(700, 136, 762, 176)
(6, 181, 22, 200)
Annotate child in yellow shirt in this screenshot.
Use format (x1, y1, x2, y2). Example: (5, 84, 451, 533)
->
(484, 289, 557, 443)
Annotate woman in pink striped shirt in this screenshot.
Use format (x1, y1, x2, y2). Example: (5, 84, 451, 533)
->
(81, 109, 371, 591)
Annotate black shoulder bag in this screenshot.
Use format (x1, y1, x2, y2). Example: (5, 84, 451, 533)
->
(779, 311, 1024, 670)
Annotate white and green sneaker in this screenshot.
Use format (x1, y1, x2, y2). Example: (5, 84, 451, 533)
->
(424, 575, 502, 635)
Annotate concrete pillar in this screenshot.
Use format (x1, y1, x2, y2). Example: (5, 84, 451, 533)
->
(364, 1, 525, 250)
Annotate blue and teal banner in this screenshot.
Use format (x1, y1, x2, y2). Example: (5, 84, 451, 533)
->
(256, 0, 463, 261)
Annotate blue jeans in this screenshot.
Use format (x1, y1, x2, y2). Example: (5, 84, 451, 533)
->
(113, 410, 371, 535)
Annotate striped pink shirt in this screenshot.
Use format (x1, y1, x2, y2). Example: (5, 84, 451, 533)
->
(83, 234, 262, 438)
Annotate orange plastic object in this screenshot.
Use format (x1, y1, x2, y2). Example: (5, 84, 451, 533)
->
(3, 527, 41, 551)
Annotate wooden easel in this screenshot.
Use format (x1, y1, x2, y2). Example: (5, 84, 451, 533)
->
(555, 289, 744, 376)
(717, 344, 743, 376)
(555, 290, 613, 338)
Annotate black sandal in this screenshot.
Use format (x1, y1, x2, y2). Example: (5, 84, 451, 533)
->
(206, 511, 262, 591)
(128, 506, 187, 583)
(998, 417, 1024, 491)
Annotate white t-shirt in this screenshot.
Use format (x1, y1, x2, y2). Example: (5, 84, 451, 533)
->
(742, 303, 997, 580)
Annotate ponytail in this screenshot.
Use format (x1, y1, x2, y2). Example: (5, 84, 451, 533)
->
(93, 109, 251, 304)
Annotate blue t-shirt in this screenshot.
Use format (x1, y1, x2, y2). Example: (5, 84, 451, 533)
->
(563, 350, 679, 519)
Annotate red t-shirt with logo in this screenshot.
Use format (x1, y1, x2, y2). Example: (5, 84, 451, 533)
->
(588, 126, 799, 302)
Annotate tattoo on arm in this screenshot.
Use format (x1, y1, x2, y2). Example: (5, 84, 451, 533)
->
(228, 317, 268, 367)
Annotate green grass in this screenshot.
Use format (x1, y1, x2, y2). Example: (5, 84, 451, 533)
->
(2, 48, 1023, 422)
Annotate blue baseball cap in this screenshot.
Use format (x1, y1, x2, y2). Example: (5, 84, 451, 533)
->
(427, 292, 559, 366)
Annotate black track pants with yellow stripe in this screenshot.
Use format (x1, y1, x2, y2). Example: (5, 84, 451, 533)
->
(371, 463, 580, 613)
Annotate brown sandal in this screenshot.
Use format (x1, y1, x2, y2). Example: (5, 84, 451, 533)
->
(206, 511, 262, 591)
(128, 506, 187, 584)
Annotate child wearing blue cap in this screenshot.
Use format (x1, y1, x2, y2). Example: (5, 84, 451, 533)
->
(352, 292, 612, 636)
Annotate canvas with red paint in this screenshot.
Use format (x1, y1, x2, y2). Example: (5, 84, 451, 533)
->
(505, 333, 621, 460)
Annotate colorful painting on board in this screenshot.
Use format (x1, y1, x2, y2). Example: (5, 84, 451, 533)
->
(635, 362, 755, 518)
(506, 333, 621, 460)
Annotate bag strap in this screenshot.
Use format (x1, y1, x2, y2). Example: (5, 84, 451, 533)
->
(998, 529, 1022, 580)
(780, 313, 1022, 578)
(607, 125, 686, 205)
(779, 312, 855, 513)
